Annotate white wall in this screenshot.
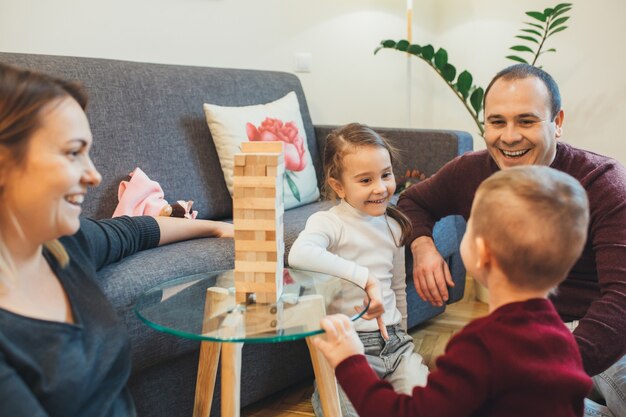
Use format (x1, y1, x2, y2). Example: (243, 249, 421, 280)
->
(1, 0, 625, 162)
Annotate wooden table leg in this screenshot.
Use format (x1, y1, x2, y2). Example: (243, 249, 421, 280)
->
(194, 287, 236, 417)
(193, 341, 221, 417)
(221, 342, 243, 417)
(306, 336, 343, 417)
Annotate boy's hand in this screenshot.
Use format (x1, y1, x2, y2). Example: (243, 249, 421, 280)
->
(312, 314, 365, 369)
(354, 276, 389, 340)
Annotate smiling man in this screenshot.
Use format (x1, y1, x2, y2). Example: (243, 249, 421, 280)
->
(398, 64, 626, 417)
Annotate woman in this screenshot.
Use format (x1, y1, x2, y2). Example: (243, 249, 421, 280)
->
(0, 62, 233, 417)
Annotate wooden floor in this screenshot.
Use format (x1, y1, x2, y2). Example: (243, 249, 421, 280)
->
(242, 277, 489, 417)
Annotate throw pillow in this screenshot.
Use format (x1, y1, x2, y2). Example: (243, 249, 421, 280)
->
(204, 92, 320, 210)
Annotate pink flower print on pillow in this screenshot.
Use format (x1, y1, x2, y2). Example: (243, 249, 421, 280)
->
(246, 118, 307, 172)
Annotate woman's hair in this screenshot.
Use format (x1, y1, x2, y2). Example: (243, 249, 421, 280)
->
(0, 63, 88, 282)
(323, 123, 412, 246)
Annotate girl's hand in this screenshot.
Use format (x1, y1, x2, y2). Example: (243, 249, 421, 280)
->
(354, 276, 389, 340)
(312, 314, 365, 369)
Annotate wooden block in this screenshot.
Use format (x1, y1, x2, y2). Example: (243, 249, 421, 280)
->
(232, 208, 244, 220)
(267, 252, 278, 262)
(235, 240, 278, 252)
(234, 230, 256, 240)
(244, 187, 255, 198)
(233, 176, 278, 188)
(246, 252, 257, 262)
(254, 164, 266, 176)
(235, 292, 248, 304)
(233, 186, 244, 199)
(254, 230, 266, 241)
(233, 198, 277, 210)
(259, 187, 276, 198)
(255, 272, 265, 283)
(234, 154, 247, 167)
(234, 219, 276, 231)
(235, 281, 277, 293)
(233, 166, 244, 176)
(234, 260, 277, 273)
(241, 141, 284, 154)
(244, 209, 255, 220)
(244, 163, 255, 176)
(265, 230, 276, 241)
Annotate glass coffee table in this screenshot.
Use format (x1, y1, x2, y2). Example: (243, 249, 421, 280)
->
(135, 268, 369, 417)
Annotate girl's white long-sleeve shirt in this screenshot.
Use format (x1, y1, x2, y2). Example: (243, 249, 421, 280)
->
(288, 199, 407, 331)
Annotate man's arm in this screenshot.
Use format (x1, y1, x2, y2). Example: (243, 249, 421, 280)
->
(572, 163, 626, 375)
(398, 154, 485, 306)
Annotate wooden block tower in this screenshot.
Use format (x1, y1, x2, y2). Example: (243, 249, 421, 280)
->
(233, 141, 285, 304)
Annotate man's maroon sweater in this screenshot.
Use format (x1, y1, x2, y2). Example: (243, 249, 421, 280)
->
(398, 142, 626, 375)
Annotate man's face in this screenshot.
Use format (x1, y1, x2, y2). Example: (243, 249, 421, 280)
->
(483, 77, 563, 170)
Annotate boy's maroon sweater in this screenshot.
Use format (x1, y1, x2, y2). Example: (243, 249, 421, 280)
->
(335, 299, 591, 417)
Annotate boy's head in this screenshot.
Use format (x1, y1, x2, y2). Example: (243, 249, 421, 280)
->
(461, 166, 589, 291)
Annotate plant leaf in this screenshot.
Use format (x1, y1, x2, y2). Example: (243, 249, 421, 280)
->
(470, 87, 484, 115)
(552, 6, 572, 18)
(549, 16, 570, 31)
(521, 28, 543, 37)
(285, 172, 301, 202)
(543, 7, 554, 17)
(526, 11, 546, 22)
(516, 35, 539, 44)
(553, 3, 573, 12)
(382, 40, 396, 48)
(506, 55, 529, 64)
(548, 26, 568, 36)
(434, 48, 448, 70)
(441, 63, 456, 82)
(421, 44, 435, 60)
(457, 71, 473, 99)
(510, 45, 534, 53)
(407, 44, 422, 55)
(524, 21, 545, 30)
(396, 40, 409, 51)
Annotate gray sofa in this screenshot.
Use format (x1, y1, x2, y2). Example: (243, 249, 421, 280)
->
(0, 52, 473, 417)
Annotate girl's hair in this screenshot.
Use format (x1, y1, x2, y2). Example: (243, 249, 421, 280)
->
(323, 123, 412, 246)
(0, 63, 87, 282)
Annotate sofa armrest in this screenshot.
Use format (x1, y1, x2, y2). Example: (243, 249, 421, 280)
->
(314, 124, 473, 179)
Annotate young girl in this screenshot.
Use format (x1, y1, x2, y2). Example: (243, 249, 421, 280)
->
(288, 123, 428, 417)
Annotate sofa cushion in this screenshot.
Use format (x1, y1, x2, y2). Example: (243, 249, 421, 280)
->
(204, 92, 320, 209)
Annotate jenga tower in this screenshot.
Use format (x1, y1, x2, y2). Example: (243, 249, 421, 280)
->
(232, 141, 285, 304)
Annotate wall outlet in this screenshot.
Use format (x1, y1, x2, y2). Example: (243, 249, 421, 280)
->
(294, 53, 312, 73)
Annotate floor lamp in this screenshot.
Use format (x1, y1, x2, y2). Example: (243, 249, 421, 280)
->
(406, 0, 413, 126)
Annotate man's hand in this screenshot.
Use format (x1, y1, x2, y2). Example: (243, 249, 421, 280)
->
(411, 236, 454, 306)
(312, 314, 365, 369)
(355, 276, 389, 340)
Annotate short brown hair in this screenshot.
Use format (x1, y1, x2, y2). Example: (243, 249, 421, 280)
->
(472, 166, 589, 290)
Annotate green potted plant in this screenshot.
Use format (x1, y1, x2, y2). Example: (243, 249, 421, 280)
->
(374, 3, 572, 135)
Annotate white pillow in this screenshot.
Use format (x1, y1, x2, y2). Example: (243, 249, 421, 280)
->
(204, 92, 320, 209)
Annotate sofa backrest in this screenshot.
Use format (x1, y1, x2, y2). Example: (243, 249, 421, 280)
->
(0, 52, 320, 220)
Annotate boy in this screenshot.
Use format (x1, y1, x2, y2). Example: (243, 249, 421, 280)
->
(313, 166, 593, 417)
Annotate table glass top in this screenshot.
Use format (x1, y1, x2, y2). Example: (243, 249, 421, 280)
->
(134, 269, 368, 343)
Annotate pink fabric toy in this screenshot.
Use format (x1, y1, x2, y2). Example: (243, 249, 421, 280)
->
(112, 167, 197, 219)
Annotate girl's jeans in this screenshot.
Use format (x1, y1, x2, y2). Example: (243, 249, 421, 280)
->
(312, 324, 428, 417)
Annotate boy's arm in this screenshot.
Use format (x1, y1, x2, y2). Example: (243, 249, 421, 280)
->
(390, 246, 408, 331)
(315, 315, 490, 417)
